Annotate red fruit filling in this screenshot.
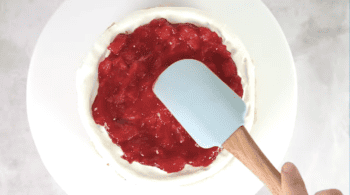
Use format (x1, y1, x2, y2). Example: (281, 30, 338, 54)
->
(92, 18, 244, 173)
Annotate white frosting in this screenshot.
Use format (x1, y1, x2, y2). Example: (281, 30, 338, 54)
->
(76, 7, 255, 186)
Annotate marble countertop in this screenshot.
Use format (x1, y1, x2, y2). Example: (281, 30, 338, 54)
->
(0, 0, 348, 194)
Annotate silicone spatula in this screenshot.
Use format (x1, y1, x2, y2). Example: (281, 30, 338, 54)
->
(153, 59, 282, 195)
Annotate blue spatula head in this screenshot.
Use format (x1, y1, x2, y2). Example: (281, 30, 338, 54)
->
(153, 59, 246, 149)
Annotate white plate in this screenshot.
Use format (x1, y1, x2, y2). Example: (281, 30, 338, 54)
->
(27, 0, 297, 194)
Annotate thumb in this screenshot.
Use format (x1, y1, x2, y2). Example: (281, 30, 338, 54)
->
(281, 162, 308, 195)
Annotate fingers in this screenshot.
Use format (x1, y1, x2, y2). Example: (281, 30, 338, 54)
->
(281, 162, 308, 195)
(315, 189, 343, 195)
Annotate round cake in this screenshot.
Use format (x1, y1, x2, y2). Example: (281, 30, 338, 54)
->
(76, 7, 255, 186)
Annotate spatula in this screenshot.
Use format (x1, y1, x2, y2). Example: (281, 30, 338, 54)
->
(153, 59, 282, 195)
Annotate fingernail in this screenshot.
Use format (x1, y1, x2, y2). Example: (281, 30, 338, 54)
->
(282, 162, 294, 173)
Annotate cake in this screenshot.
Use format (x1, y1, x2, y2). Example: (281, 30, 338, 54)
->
(76, 7, 255, 186)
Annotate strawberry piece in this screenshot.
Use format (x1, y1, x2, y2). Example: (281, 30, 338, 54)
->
(153, 44, 166, 55)
(153, 56, 163, 70)
(199, 27, 212, 42)
(123, 107, 141, 121)
(126, 86, 140, 103)
(110, 124, 139, 143)
(108, 34, 127, 55)
(216, 44, 232, 58)
(133, 61, 147, 78)
(199, 27, 222, 44)
(127, 61, 139, 76)
(158, 130, 174, 149)
(150, 18, 168, 27)
(91, 95, 106, 125)
(172, 124, 188, 144)
(169, 42, 192, 58)
(156, 156, 186, 173)
(138, 53, 153, 63)
(107, 88, 126, 104)
(112, 57, 128, 70)
(229, 75, 244, 97)
(155, 24, 175, 40)
(133, 25, 151, 39)
(167, 36, 179, 51)
(113, 69, 128, 86)
(122, 50, 137, 65)
(144, 114, 158, 127)
(187, 39, 200, 50)
(200, 43, 215, 61)
(178, 25, 199, 41)
(205, 62, 218, 74)
(178, 25, 200, 51)
(222, 59, 237, 77)
(98, 59, 112, 76)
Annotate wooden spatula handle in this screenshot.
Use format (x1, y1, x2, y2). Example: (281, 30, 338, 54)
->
(223, 126, 282, 195)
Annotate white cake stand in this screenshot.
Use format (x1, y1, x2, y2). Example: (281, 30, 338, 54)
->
(27, 0, 296, 194)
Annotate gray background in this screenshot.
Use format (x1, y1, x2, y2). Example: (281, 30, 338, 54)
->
(0, 0, 348, 194)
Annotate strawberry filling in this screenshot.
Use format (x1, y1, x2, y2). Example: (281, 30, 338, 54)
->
(92, 18, 243, 173)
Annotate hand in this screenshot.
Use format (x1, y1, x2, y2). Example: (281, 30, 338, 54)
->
(281, 162, 342, 195)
